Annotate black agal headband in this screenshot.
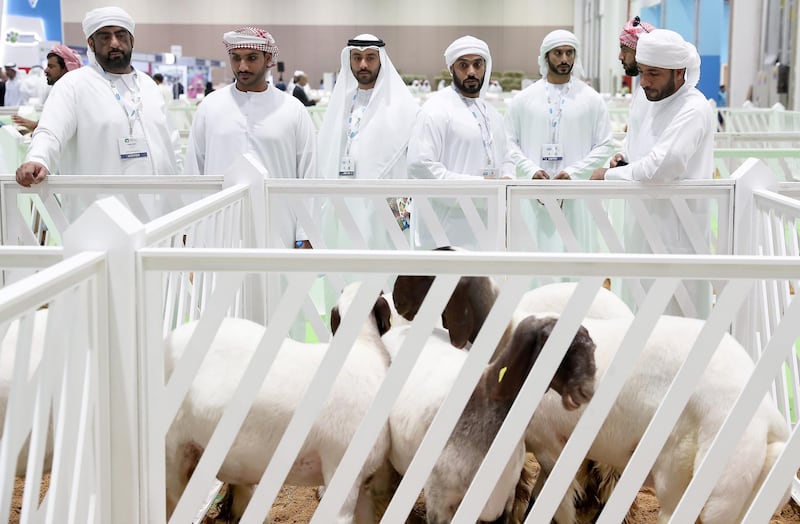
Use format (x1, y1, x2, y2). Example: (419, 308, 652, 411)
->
(347, 38, 385, 47)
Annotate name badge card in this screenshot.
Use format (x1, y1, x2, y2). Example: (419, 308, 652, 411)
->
(339, 156, 355, 178)
(339, 156, 355, 177)
(482, 167, 498, 179)
(118, 136, 149, 159)
(541, 143, 564, 162)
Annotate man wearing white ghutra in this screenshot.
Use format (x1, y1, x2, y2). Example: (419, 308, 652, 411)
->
(16, 6, 179, 187)
(503, 30, 613, 254)
(316, 34, 418, 250)
(407, 35, 508, 250)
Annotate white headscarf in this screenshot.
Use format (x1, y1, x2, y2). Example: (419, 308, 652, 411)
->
(444, 35, 492, 97)
(82, 7, 135, 66)
(538, 29, 585, 79)
(317, 34, 419, 179)
(636, 29, 701, 88)
(82, 7, 135, 38)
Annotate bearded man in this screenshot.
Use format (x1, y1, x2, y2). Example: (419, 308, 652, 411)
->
(591, 29, 715, 318)
(16, 6, 178, 186)
(316, 33, 419, 249)
(503, 29, 613, 252)
(406, 35, 507, 249)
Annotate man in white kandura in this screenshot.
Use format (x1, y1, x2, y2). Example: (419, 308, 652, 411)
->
(591, 29, 715, 318)
(184, 26, 316, 250)
(503, 29, 613, 253)
(3, 64, 22, 107)
(406, 35, 507, 250)
(16, 6, 178, 186)
(316, 33, 418, 249)
(11, 45, 84, 133)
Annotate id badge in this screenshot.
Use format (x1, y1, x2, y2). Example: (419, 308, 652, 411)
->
(541, 143, 563, 162)
(339, 156, 355, 178)
(482, 167, 498, 179)
(118, 136, 149, 159)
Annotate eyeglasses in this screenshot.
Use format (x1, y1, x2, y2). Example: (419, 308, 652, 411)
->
(632, 16, 651, 33)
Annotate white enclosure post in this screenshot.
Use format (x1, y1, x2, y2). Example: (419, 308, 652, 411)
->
(224, 154, 268, 323)
(62, 197, 146, 523)
(222, 153, 268, 250)
(730, 158, 778, 350)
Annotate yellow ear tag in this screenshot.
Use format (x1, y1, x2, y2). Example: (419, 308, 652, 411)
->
(498, 366, 508, 383)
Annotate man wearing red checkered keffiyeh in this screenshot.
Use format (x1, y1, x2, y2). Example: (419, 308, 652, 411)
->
(618, 16, 656, 77)
(222, 26, 279, 68)
(184, 26, 317, 251)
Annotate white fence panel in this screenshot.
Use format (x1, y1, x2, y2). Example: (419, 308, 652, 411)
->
(507, 180, 733, 318)
(750, 189, 800, 443)
(714, 148, 800, 181)
(0, 246, 62, 288)
(714, 131, 800, 149)
(718, 106, 800, 133)
(0, 175, 225, 248)
(135, 249, 800, 523)
(0, 251, 108, 524)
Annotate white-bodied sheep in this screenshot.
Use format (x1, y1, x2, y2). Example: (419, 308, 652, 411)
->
(526, 314, 791, 524)
(514, 281, 633, 323)
(163, 284, 394, 523)
(382, 314, 597, 523)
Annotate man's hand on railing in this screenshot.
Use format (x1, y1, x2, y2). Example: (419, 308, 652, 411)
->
(11, 114, 37, 133)
(16, 161, 49, 188)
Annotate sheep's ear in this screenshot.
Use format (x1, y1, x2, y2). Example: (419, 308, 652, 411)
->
(444, 304, 472, 350)
(489, 316, 556, 401)
(330, 306, 341, 335)
(392, 275, 434, 321)
(443, 277, 474, 350)
(372, 296, 392, 336)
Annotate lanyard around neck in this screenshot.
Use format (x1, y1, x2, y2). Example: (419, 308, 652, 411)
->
(101, 65, 142, 135)
(545, 79, 572, 143)
(345, 89, 371, 155)
(454, 86, 494, 168)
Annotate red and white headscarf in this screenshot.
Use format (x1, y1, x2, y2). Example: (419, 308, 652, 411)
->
(222, 26, 279, 68)
(619, 17, 656, 50)
(50, 45, 82, 72)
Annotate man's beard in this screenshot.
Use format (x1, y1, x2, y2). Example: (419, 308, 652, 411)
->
(353, 65, 380, 87)
(643, 74, 677, 102)
(548, 61, 573, 78)
(452, 73, 483, 95)
(623, 61, 639, 76)
(97, 49, 132, 71)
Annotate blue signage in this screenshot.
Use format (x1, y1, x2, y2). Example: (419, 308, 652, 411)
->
(4, 0, 62, 42)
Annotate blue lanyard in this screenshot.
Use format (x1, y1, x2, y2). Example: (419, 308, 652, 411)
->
(345, 89, 371, 155)
(455, 86, 494, 168)
(545, 79, 571, 143)
(99, 65, 142, 135)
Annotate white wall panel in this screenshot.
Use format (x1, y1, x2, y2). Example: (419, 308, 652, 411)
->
(63, 0, 571, 27)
